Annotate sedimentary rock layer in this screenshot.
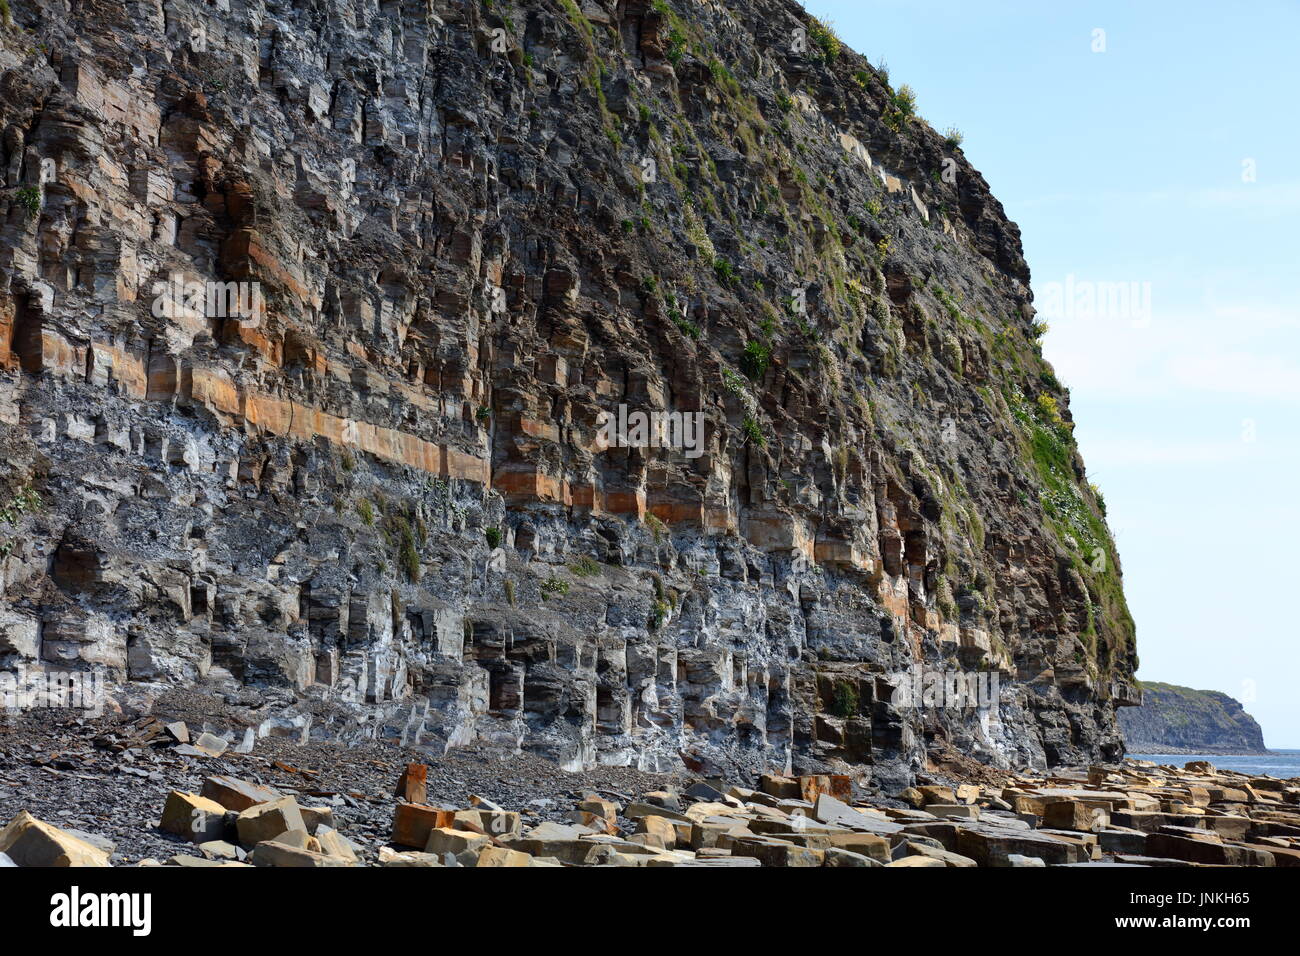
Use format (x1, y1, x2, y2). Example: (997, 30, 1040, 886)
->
(0, 0, 1135, 787)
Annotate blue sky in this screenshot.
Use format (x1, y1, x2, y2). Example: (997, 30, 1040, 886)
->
(803, 0, 1300, 746)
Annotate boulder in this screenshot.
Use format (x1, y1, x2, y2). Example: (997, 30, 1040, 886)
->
(823, 847, 883, 867)
(315, 826, 359, 863)
(0, 812, 111, 867)
(250, 840, 352, 867)
(391, 804, 455, 848)
(300, 806, 335, 834)
(476, 846, 533, 867)
(394, 763, 428, 804)
(425, 827, 491, 860)
(1044, 800, 1108, 832)
(635, 814, 678, 849)
(759, 774, 801, 799)
(200, 775, 282, 812)
(160, 790, 228, 843)
(236, 796, 307, 847)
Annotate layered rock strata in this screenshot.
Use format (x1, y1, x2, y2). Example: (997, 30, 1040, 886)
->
(0, 0, 1135, 787)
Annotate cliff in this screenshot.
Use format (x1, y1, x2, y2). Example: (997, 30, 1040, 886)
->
(1119, 682, 1266, 755)
(0, 0, 1136, 789)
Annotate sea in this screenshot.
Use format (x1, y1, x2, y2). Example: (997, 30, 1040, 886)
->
(1129, 750, 1300, 779)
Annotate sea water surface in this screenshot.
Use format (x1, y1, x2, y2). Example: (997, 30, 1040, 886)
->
(1129, 750, 1300, 779)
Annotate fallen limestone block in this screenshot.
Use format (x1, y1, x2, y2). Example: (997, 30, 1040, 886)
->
(823, 847, 883, 867)
(885, 855, 946, 867)
(200, 775, 282, 812)
(249, 840, 352, 867)
(0, 812, 111, 867)
(454, 808, 521, 838)
(161, 790, 228, 843)
(476, 845, 533, 867)
(684, 781, 727, 803)
(598, 850, 678, 867)
(641, 790, 682, 811)
(917, 785, 956, 806)
(1113, 854, 1202, 867)
(301, 806, 335, 835)
(898, 841, 978, 867)
(635, 814, 678, 849)
(823, 831, 891, 861)
(1098, 828, 1149, 855)
(1146, 833, 1273, 866)
(1207, 785, 1251, 804)
(956, 825, 1083, 866)
(672, 855, 762, 867)
(193, 732, 229, 756)
(315, 826, 359, 863)
(883, 807, 939, 822)
(198, 840, 242, 861)
(507, 821, 601, 863)
(731, 835, 825, 867)
(813, 792, 876, 829)
(926, 804, 980, 820)
(392, 804, 456, 848)
(899, 788, 926, 809)
(0, 852, 15, 867)
(236, 796, 307, 847)
(378, 846, 444, 867)
(1110, 809, 1202, 833)
(163, 721, 189, 744)
(577, 796, 620, 820)
(892, 835, 944, 858)
(1157, 824, 1220, 843)
(691, 818, 752, 850)
(749, 817, 838, 838)
(798, 774, 851, 802)
(1039, 829, 1102, 861)
(759, 774, 801, 799)
(684, 800, 740, 822)
(569, 810, 619, 834)
(425, 827, 491, 860)
(266, 828, 314, 850)
(1248, 843, 1300, 866)
(622, 802, 691, 823)
(1043, 800, 1108, 832)
(1006, 855, 1045, 867)
(394, 763, 428, 804)
(170, 855, 251, 868)
(1201, 815, 1252, 841)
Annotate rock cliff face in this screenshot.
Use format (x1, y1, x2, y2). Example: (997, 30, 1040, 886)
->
(0, 0, 1136, 788)
(1119, 683, 1266, 755)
